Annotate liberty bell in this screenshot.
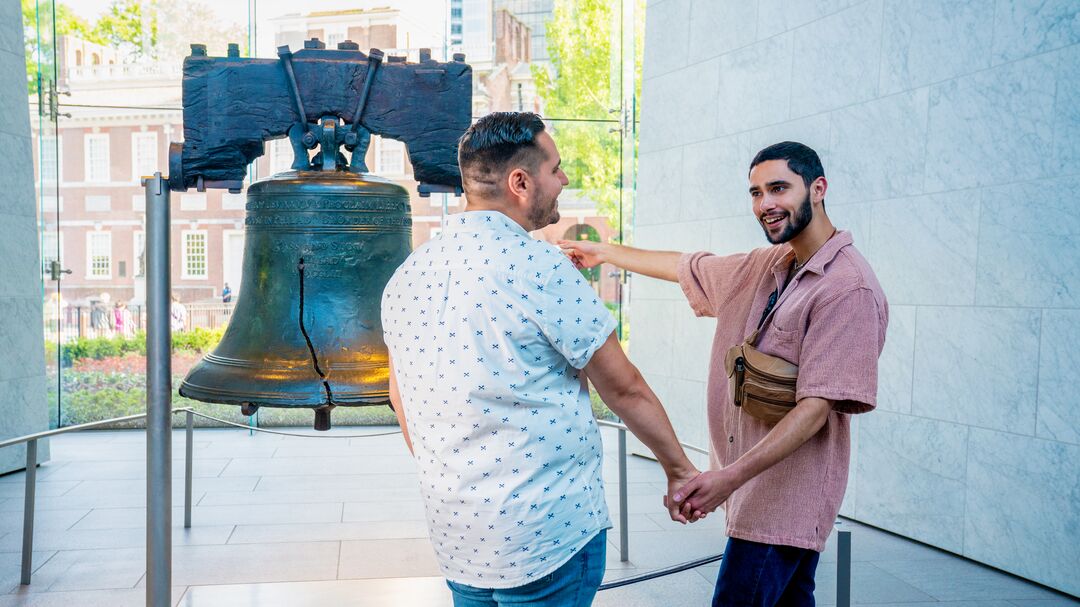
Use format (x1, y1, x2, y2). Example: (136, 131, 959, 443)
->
(169, 40, 471, 429)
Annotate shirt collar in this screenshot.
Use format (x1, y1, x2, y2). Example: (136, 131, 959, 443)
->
(443, 210, 530, 238)
(771, 230, 854, 278)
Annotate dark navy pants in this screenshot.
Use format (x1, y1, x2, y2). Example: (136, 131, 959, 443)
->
(712, 537, 821, 607)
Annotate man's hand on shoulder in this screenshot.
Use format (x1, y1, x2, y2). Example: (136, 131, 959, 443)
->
(558, 239, 610, 269)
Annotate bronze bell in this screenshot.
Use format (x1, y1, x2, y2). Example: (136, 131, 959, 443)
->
(178, 166, 412, 430)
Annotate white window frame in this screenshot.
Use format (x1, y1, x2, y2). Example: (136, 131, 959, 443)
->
(131, 131, 158, 182)
(41, 231, 62, 276)
(84, 133, 111, 182)
(133, 230, 145, 277)
(181, 229, 209, 279)
(374, 136, 405, 176)
(86, 231, 112, 279)
(85, 195, 111, 212)
(40, 134, 62, 182)
(132, 193, 145, 211)
(180, 193, 207, 211)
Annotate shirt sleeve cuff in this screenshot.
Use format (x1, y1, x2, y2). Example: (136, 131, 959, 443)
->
(570, 314, 619, 369)
(677, 252, 714, 317)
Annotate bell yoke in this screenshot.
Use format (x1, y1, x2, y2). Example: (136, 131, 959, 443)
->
(168, 38, 472, 430)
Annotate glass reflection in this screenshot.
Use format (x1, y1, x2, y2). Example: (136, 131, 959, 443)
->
(26, 0, 639, 428)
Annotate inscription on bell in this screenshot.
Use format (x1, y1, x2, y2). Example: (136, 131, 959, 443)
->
(246, 196, 410, 212)
(245, 214, 413, 227)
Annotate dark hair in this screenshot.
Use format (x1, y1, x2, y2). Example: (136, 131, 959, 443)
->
(749, 141, 825, 189)
(458, 112, 547, 198)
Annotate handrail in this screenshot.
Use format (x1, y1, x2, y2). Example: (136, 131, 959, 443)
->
(0, 407, 403, 450)
(599, 552, 724, 590)
(0, 412, 169, 449)
(596, 418, 710, 456)
(182, 410, 403, 439)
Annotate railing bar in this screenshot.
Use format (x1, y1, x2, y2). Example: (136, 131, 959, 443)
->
(184, 410, 194, 529)
(181, 410, 403, 439)
(0, 408, 408, 451)
(20, 440, 37, 585)
(0, 413, 152, 448)
(837, 530, 852, 607)
(598, 552, 724, 591)
(596, 419, 710, 456)
(617, 428, 629, 563)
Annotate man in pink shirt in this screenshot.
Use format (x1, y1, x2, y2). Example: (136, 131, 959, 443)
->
(561, 142, 888, 606)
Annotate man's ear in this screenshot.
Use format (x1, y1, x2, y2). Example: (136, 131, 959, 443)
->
(506, 167, 530, 201)
(812, 176, 828, 204)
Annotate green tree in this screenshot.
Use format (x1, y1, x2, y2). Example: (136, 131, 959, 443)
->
(21, 0, 103, 93)
(533, 0, 643, 232)
(92, 0, 158, 61)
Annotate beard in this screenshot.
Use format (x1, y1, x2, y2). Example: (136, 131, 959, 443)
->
(762, 192, 813, 244)
(526, 189, 560, 230)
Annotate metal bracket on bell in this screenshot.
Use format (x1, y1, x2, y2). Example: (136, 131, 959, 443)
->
(345, 49, 384, 173)
(317, 117, 340, 171)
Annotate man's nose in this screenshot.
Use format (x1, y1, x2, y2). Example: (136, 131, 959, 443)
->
(558, 169, 569, 186)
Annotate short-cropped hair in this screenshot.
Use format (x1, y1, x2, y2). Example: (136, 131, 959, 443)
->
(458, 112, 547, 198)
(749, 141, 825, 188)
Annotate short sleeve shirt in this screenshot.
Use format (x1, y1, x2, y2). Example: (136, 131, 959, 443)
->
(381, 210, 617, 588)
(677, 231, 888, 551)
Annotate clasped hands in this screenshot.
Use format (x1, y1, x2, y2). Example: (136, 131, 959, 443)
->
(664, 467, 741, 524)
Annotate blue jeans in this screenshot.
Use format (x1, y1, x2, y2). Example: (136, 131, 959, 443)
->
(712, 537, 820, 607)
(446, 529, 607, 607)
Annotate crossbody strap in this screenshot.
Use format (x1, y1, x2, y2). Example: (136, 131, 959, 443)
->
(748, 264, 797, 346)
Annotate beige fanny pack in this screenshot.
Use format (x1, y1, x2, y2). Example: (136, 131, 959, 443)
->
(725, 329, 798, 425)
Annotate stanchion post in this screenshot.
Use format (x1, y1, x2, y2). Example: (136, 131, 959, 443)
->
(20, 439, 37, 585)
(144, 173, 172, 607)
(837, 530, 851, 607)
(617, 427, 629, 563)
(185, 410, 193, 529)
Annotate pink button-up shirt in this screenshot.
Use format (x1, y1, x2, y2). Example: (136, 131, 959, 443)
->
(677, 231, 887, 551)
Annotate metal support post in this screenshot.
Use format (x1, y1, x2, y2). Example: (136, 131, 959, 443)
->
(20, 439, 37, 585)
(185, 410, 193, 529)
(617, 427, 629, 562)
(837, 530, 851, 607)
(144, 173, 172, 607)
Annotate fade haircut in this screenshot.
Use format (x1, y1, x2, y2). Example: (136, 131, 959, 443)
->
(749, 141, 825, 189)
(458, 112, 547, 199)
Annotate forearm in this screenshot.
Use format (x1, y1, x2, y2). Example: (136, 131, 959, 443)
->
(726, 397, 831, 486)
(598, 376, 694, 477)
(600, 244, 682, 283)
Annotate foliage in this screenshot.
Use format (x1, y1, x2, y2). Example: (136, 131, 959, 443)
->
(91, 0, 158, 61)
(60, 331, 147, 366)
(49, 327, 222, 367)
(21, 0, 102, 92)
(590, 388, 617, 421)
(534, 0, 644, 231)
(48, 370, 401, 429)
(170, 327, 225, 354)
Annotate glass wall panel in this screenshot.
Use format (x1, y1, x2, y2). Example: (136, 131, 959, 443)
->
(27, 0, 641, 429)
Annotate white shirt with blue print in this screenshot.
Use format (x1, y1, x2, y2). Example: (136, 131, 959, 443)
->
(381, 210, 617, 588)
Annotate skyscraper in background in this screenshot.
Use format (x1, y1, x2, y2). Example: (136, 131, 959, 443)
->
(494, 0, 553, 63)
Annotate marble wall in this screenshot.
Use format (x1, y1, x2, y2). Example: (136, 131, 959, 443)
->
(633, 0, 1079, 595)
(0, 1, 49, 474)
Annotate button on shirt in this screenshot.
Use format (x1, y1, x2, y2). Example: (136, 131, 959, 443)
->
(677, 231, 888, 552)
(381, 211, 617, 588)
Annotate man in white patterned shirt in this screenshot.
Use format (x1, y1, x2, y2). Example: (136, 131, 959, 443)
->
(381, 112, 700, 607)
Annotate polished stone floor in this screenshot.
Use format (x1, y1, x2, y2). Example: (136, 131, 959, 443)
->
(0, 426, 1075, 606)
